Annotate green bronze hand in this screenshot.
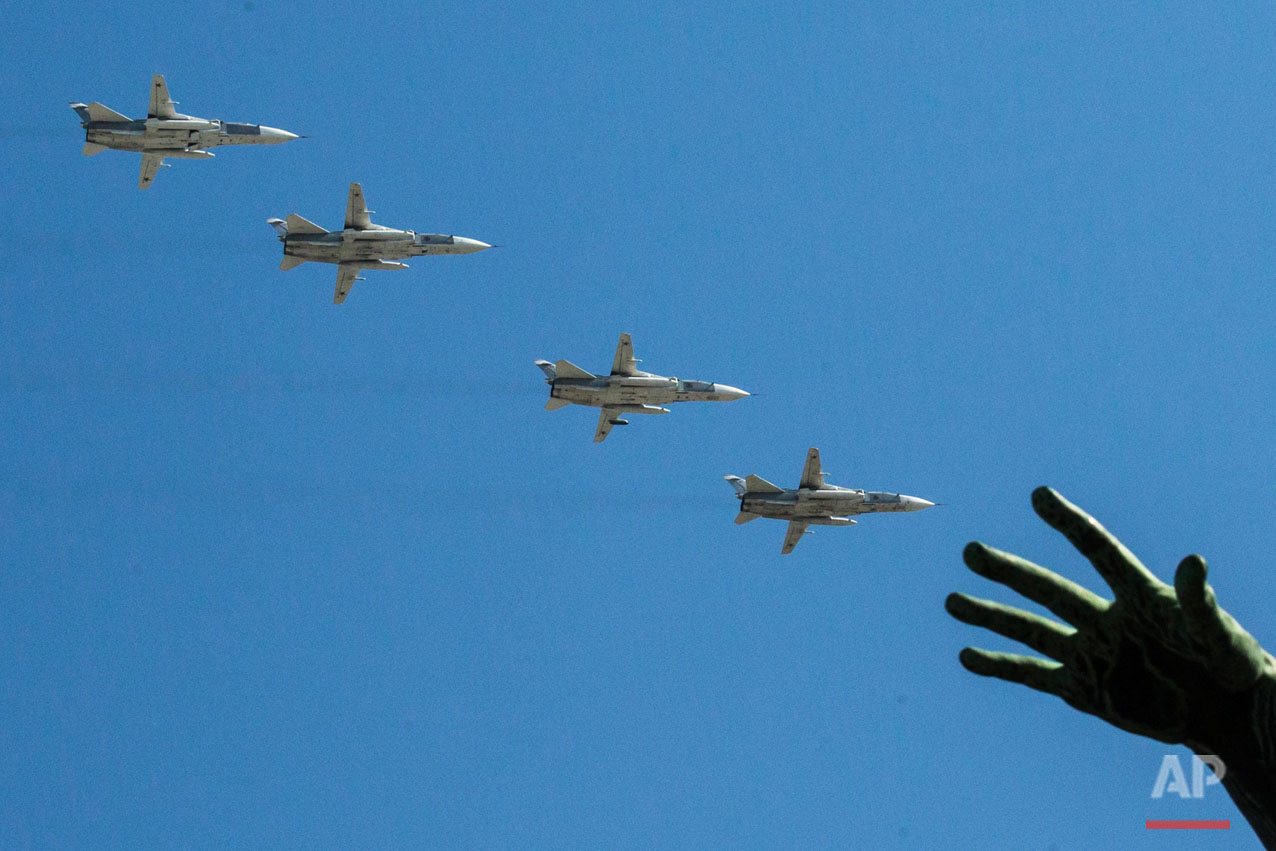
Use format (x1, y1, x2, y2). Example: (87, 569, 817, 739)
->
(948, 487, 1276, 846)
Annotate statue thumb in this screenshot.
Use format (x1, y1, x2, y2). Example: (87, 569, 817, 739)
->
(1175, 555, 1267, 693)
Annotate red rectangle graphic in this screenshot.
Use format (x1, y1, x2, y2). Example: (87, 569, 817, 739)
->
(1146, 820, 1230, 830)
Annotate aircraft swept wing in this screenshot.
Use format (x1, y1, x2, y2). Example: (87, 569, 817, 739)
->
(799, 447, 827, 490)
(782, 520, 811, 554)
(334, 264, 363, 304)
(594, 408, 619, 443)
(139, 153, 165, 189)
(611, 333, 642, 376)
(345, 182, 373, 230)
(148, 74, 178, 119)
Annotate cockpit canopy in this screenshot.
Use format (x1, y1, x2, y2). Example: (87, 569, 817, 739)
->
(414, 234, 455, 245)
(679, 380, 713, 392)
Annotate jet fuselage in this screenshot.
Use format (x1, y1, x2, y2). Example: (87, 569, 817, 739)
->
(77, 114, 297, 154)
(550, 374, 749, 409)
(536, 334, 749, 441)
(739, 487, 934, 521)
(281, 229, 491, 266)
(726, 448, 933, 552)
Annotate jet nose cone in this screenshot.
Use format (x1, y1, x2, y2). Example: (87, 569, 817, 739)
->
(714, 384, 750, 400)
(259, 126, 299, 144)
(903, 496, 935, 511)
(453, 237, 491, 254)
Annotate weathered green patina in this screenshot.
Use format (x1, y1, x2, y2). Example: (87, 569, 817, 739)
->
(949, 487, 1276, 847)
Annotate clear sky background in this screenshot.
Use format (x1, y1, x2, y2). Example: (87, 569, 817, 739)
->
(3, 2, 1274, 848)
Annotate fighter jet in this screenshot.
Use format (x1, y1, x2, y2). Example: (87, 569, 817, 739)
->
(267, 183, 491, 304)
(726, 448, 934, 553)
(71, 74, 298, 189)
(535, 333, 750, 442)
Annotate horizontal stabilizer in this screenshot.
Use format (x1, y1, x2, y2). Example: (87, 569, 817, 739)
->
(545, 397, 570, 411)
(554, 359, 594, 380)
(84, 102, 131, 123)
(280, 255, 306, 271)
(81, 142, 107, 156)
(284, 213, 328, 235)
(734, 511, 760, 525)
(744, 474, 784, 494)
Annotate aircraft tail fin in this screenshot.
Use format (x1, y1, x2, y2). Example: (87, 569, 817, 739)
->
(81, 102, 131, 124)
(534, 359, 557, 381)
(267, 217, 289, 237)
(280, 255, 306, 271)
(81, 142, 107, 156)
(744, 474, 784, 494)
(724, 475, 748, 496)
(545, 397, 570, 411)
(734, 511, 760, 524)
(554, 359, 594, 380)
(284, 213, 328, 235)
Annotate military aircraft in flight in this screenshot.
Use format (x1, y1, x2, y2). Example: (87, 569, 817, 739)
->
(726, 448, 934, 553)
(267, 183, 492, 304)
(535, 334, 750, 442)
(71, 74, 299, 189)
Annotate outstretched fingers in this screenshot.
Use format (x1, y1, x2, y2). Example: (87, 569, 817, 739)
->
(1032, 487, 1167, 602)
(958, 648, 1070, 698)
(1175, 555, 1269, 692)
(963, 541, 1109, 628)
(946, 592, 1075, 662)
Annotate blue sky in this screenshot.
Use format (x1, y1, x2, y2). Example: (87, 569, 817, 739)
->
(3, 2, 1275, 847)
